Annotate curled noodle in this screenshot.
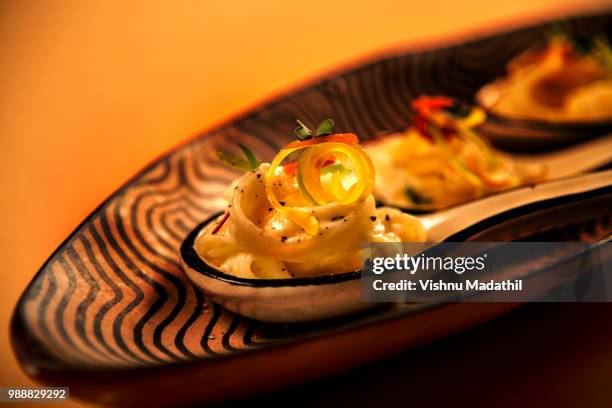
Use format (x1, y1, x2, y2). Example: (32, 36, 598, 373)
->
(196, 164, 425, 279)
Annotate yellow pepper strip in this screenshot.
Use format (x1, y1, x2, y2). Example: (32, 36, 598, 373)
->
(415, 96, 507, 192)
(428, 125, 484, 192)
(265, 138, 375, 235)
(456, 106, 486, 128)
(459, 127, 497, 168)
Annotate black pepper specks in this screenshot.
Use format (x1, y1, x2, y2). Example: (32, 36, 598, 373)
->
(370, 216, 377, 221)
(385, 214, 390, 221)
(281, 236, 287, 242)
(279, 201, 286, 206)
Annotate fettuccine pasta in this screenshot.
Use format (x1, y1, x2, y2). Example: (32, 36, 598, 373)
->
(368, 96, 547, 209)
(478, 32, 612, 122)
(196, 121, 425, 279)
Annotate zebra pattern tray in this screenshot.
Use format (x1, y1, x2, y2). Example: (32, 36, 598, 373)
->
(11, 11, 612, 407)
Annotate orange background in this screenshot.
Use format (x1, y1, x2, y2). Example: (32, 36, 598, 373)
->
(0, 1, 609, 407)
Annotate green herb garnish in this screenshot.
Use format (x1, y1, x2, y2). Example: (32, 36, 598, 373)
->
(404, 186, 432, 205)
(239, 143, 260, 169)
(295, 120, 313, 141)
(217, 143, 260, 172)
(294, 118, 337, 140)
(316, 118, 335, 136)
(546, 23, 612, 62)
(546, 23, 590, 54)
(443, 102, 470, 119)
(568, 34, 591, 55)
(592, 36, 612, 70)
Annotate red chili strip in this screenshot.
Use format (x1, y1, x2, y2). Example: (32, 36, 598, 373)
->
(211, 212, 230, 234)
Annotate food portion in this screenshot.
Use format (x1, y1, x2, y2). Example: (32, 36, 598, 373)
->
(368, 96, 547, 210)
(477, 31, 612, 122)
(195, 119, 425, 279)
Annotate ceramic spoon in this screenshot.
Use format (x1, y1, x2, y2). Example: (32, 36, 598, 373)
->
(181, 169, 612, 323)
(476, 79, 612, 151)
(508, 133, 612, 179)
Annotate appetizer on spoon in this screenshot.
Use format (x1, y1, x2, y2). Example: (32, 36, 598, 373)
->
(182, 170, 612, 322)
(367, 95, 612, 211)
(190, 119, 425, 280)
(367, 96, 546, 210)
(477, 30, 612, 122)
